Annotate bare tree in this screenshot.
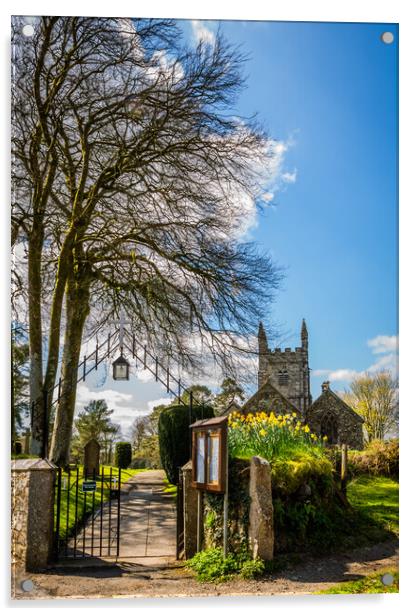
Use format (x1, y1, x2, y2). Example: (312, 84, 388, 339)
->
(343, 371, 398, 441)
(12, 16, 282, 465)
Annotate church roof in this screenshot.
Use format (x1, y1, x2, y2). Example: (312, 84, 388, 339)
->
(308, 387, 364, 423)
(241, 378, 300, 415)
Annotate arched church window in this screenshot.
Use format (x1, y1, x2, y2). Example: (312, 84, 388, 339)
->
(320, 413, 338, 445)
(278, 370, 289, 386)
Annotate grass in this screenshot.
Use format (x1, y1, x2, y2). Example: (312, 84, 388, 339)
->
(55, 465, 143, 540)
(347, 475, 399, 535)
(163, 478, 177, 497)
(317, 569, 399, 594)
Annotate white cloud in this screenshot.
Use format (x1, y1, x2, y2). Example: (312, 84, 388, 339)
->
(145, 397, 172, 412)
(368, 353, 398, 374)
(281, 170, 297, 184)
(75, 383, 133, 410)
(367, 335, 398, 355)
(261, 191, 274, 203)
(313, 332, 398, 386)
(135, 368, 155, 383)
(312, 368, 359, 382)
(191, 20, 216, 46)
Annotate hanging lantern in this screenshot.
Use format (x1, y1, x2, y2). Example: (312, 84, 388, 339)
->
(112, 353, 130, 381)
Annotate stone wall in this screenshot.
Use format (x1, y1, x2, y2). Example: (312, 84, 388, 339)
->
(181, 457, 274, 561)
(306, 387, 364, 450)
(11, 459, 57, 573)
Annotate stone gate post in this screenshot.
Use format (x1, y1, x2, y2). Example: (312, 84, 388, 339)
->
(181, 460, 198, 559)
(249, 456, 274, 561)
(11, 459, 57, 573)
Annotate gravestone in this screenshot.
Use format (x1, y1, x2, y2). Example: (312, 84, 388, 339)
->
(84, 439, 100, 478)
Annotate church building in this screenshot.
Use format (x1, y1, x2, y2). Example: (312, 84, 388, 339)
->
(235, 320, 364, 449)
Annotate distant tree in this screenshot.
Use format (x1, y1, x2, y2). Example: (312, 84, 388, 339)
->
(175, 384, 213, 406)
(214, 377, 245, 415)
(72, 400, 119, 460)
(130, 416, 150, 454)
(11, 326, 30, 447)
(343, 371, 398, 442)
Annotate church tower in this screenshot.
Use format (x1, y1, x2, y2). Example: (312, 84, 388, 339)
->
(257, 320, 312, 415)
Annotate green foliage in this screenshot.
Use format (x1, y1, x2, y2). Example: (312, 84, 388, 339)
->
(273, 472, 399, 554)
(317, 569, 399, 594)
(132, 434, 161, 469)
(204, 458, 251, 552)
(348, 439, 399, 479)
(71, 399, 120, 462)
(115, 442, 132, 469)
(158, 403, 214, 484)
(174, 385, 213, 406)
(240, 557, 265, 579)
(11, 326, 30, 443)
(213, 377, 245, 416)
(187, 547, 264, 583)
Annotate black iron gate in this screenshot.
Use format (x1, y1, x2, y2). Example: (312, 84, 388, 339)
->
(54, 465, 122, 560)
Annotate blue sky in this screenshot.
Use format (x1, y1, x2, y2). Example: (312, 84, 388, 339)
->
(76, 19, 398, 436)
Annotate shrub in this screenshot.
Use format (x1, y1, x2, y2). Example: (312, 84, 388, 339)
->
(129, 457, 149, 469)
(158, 403, 214, 484)
(187, 547, 264, 582)
(115, 442, 132, 469)
(348, 439, 399, 479)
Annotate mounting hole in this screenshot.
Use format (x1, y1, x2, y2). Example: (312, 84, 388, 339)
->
(381, 31, 394, 45)
(21, 579, 34, 592)
(381, 572, 394, 586)
(22, 24, 35, 37)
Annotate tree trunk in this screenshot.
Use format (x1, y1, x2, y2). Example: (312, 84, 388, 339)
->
(28, 227, 45, 455)
(49, 271, 91, 466)
(42, 233, 74, 412)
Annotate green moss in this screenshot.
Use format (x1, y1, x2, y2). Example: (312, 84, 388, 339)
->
(271, 453, 333, 494)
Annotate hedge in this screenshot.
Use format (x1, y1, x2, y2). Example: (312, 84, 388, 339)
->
(158, 403, 214, 484)
(115, 442, 132, 469)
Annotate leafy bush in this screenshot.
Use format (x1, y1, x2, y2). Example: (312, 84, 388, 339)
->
(187, 547, 264, 582)
(115, 442, 132, 469)
(129, 457, 149, 469)
(240, 557, 265, 579)
(348, 439, 399, 479)
(158, 403, 214, 484)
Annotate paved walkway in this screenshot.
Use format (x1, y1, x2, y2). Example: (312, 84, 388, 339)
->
(64, 470, 177, 567)
(117, 470, 176, 564)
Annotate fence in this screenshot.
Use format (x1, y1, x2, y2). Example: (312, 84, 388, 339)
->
(54, 465, 121, 560)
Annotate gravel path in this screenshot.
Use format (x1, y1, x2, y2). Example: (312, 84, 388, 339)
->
(13, 538, 398, 599)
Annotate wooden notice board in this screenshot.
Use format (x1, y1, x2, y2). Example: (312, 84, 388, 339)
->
(190, 416, 227, 493)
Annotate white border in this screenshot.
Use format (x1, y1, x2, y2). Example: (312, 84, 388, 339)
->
(1, 1, 414, 614)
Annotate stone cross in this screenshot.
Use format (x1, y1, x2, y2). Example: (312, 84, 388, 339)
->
(83, 439, 100, 478)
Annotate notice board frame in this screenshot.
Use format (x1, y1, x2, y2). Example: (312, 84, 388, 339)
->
(190, 416, 228, 493)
